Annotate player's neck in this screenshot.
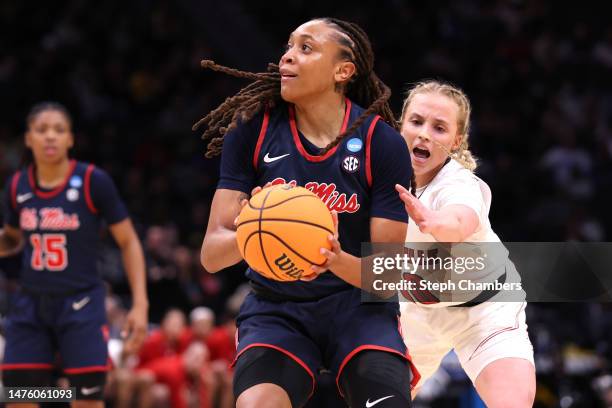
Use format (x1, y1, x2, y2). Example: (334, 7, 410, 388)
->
(35, 158, 71, 189)
(415, 163, 445, 188)
(294, 92, 346, 148)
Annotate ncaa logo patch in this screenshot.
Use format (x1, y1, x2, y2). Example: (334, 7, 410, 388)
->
(67, 188, 79, 202)
(346, 138, 363, 153)
(69, 175, 83, 188)
(342, 155, 360, 173)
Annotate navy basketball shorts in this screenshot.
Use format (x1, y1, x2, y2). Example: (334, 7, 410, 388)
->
(2, 284, 110, 377)
(233, 287, 419, 399)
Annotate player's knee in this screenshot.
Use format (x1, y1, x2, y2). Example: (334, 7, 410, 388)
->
(236, 383, 292, 408)
(233, 347, 311, 408)
(339, 351, 413, 408)
(502, 386, 535, 408)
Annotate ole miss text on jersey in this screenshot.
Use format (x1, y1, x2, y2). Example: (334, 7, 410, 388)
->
(218, 99, 413, 299)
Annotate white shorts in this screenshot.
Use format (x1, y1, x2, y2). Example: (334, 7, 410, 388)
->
(400, 301, 534, 388)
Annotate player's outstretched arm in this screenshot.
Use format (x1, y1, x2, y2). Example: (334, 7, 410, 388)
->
(0, 224, 23, 257)
(201, 188, 249, 273)
(396, 184, 479, 242)
(109, 218, 149, 353)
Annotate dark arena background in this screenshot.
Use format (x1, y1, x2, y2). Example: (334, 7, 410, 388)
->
(1, 1, 612, 407)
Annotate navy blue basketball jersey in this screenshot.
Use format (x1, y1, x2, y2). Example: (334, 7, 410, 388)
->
(218, 99, 412, 298)
(3, 160, 128, 294)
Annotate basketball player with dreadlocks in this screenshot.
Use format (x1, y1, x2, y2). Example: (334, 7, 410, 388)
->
(396, 81, 535, 407)
(196, 18, 417, 408)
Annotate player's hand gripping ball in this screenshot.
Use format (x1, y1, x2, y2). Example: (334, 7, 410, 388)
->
(235, 184, 334, 281)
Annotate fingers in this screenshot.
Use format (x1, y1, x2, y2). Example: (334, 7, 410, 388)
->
(299, 272, 318, 282)
(250, 186, 263, 196)
(331, 210, 339, 239)
(399, 190, 417, 206)
(398, 189, 428, 223)
(395, 183, 410, 196)
(132, 326, 147, 348)
(250, 182, 273, 198)
(402, 196, 423, 222)
(121, 319, 132, 339)
(123, 322, 147, 354)
(328, 234, 340, 254)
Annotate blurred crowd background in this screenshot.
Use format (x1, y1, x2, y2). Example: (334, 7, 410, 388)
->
(1, 0, 612, 407)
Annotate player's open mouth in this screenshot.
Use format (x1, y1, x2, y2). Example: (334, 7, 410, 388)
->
(413, 147, 430, 159)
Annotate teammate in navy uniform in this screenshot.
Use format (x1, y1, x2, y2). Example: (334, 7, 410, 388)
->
(195, 19, 418, 408)
(0, 102, 148, 407)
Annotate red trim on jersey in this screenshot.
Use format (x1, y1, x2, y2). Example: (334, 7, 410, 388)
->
(231, 343, 315, 399)
(253, 108, 270, 170)
(28, 159, 77, 199)
(10, 171, 21, 210)
(335, 345, 420, 397)
(288, 98, 352, 162)
(64, 365, 110, 374)
(0, 363, 54, 370)
(84, 164, 98, 214)
(365, 116, 381, 188)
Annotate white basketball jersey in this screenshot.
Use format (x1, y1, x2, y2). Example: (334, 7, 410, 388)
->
(408, 159, 499, 243)
(402, 159, 521, 307)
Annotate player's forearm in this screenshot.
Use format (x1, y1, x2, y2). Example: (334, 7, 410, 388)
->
(201, 228, 243, 273)
(328, 250, 362, 288)
(121, 239, 149, 308)
(330, 252, 397, 298)
(429, 207, 475, 242)
(429, 213, 464, 242)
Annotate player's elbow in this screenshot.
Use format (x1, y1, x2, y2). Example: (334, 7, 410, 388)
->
(200, 249, 219, 273)
(200, 242, 222, 273)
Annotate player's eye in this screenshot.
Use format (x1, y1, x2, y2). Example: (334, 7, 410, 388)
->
(410, 119, 422, 126)
(301, 43, 312, 52)
(284, 43, 293, 52)
(435, 126, 446, 133)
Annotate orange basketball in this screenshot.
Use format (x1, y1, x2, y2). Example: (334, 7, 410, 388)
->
(235, 184, 334, 281)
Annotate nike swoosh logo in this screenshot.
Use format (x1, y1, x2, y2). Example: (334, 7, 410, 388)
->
(72, 296, 90, 311)
(263, 153, 290, 163)
(365, 395, 395, 407)
(16, 193, 33, 203)
(81, 386, 101, 396)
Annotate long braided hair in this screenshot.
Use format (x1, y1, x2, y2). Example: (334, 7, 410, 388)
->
(194, 18, 397, 157)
